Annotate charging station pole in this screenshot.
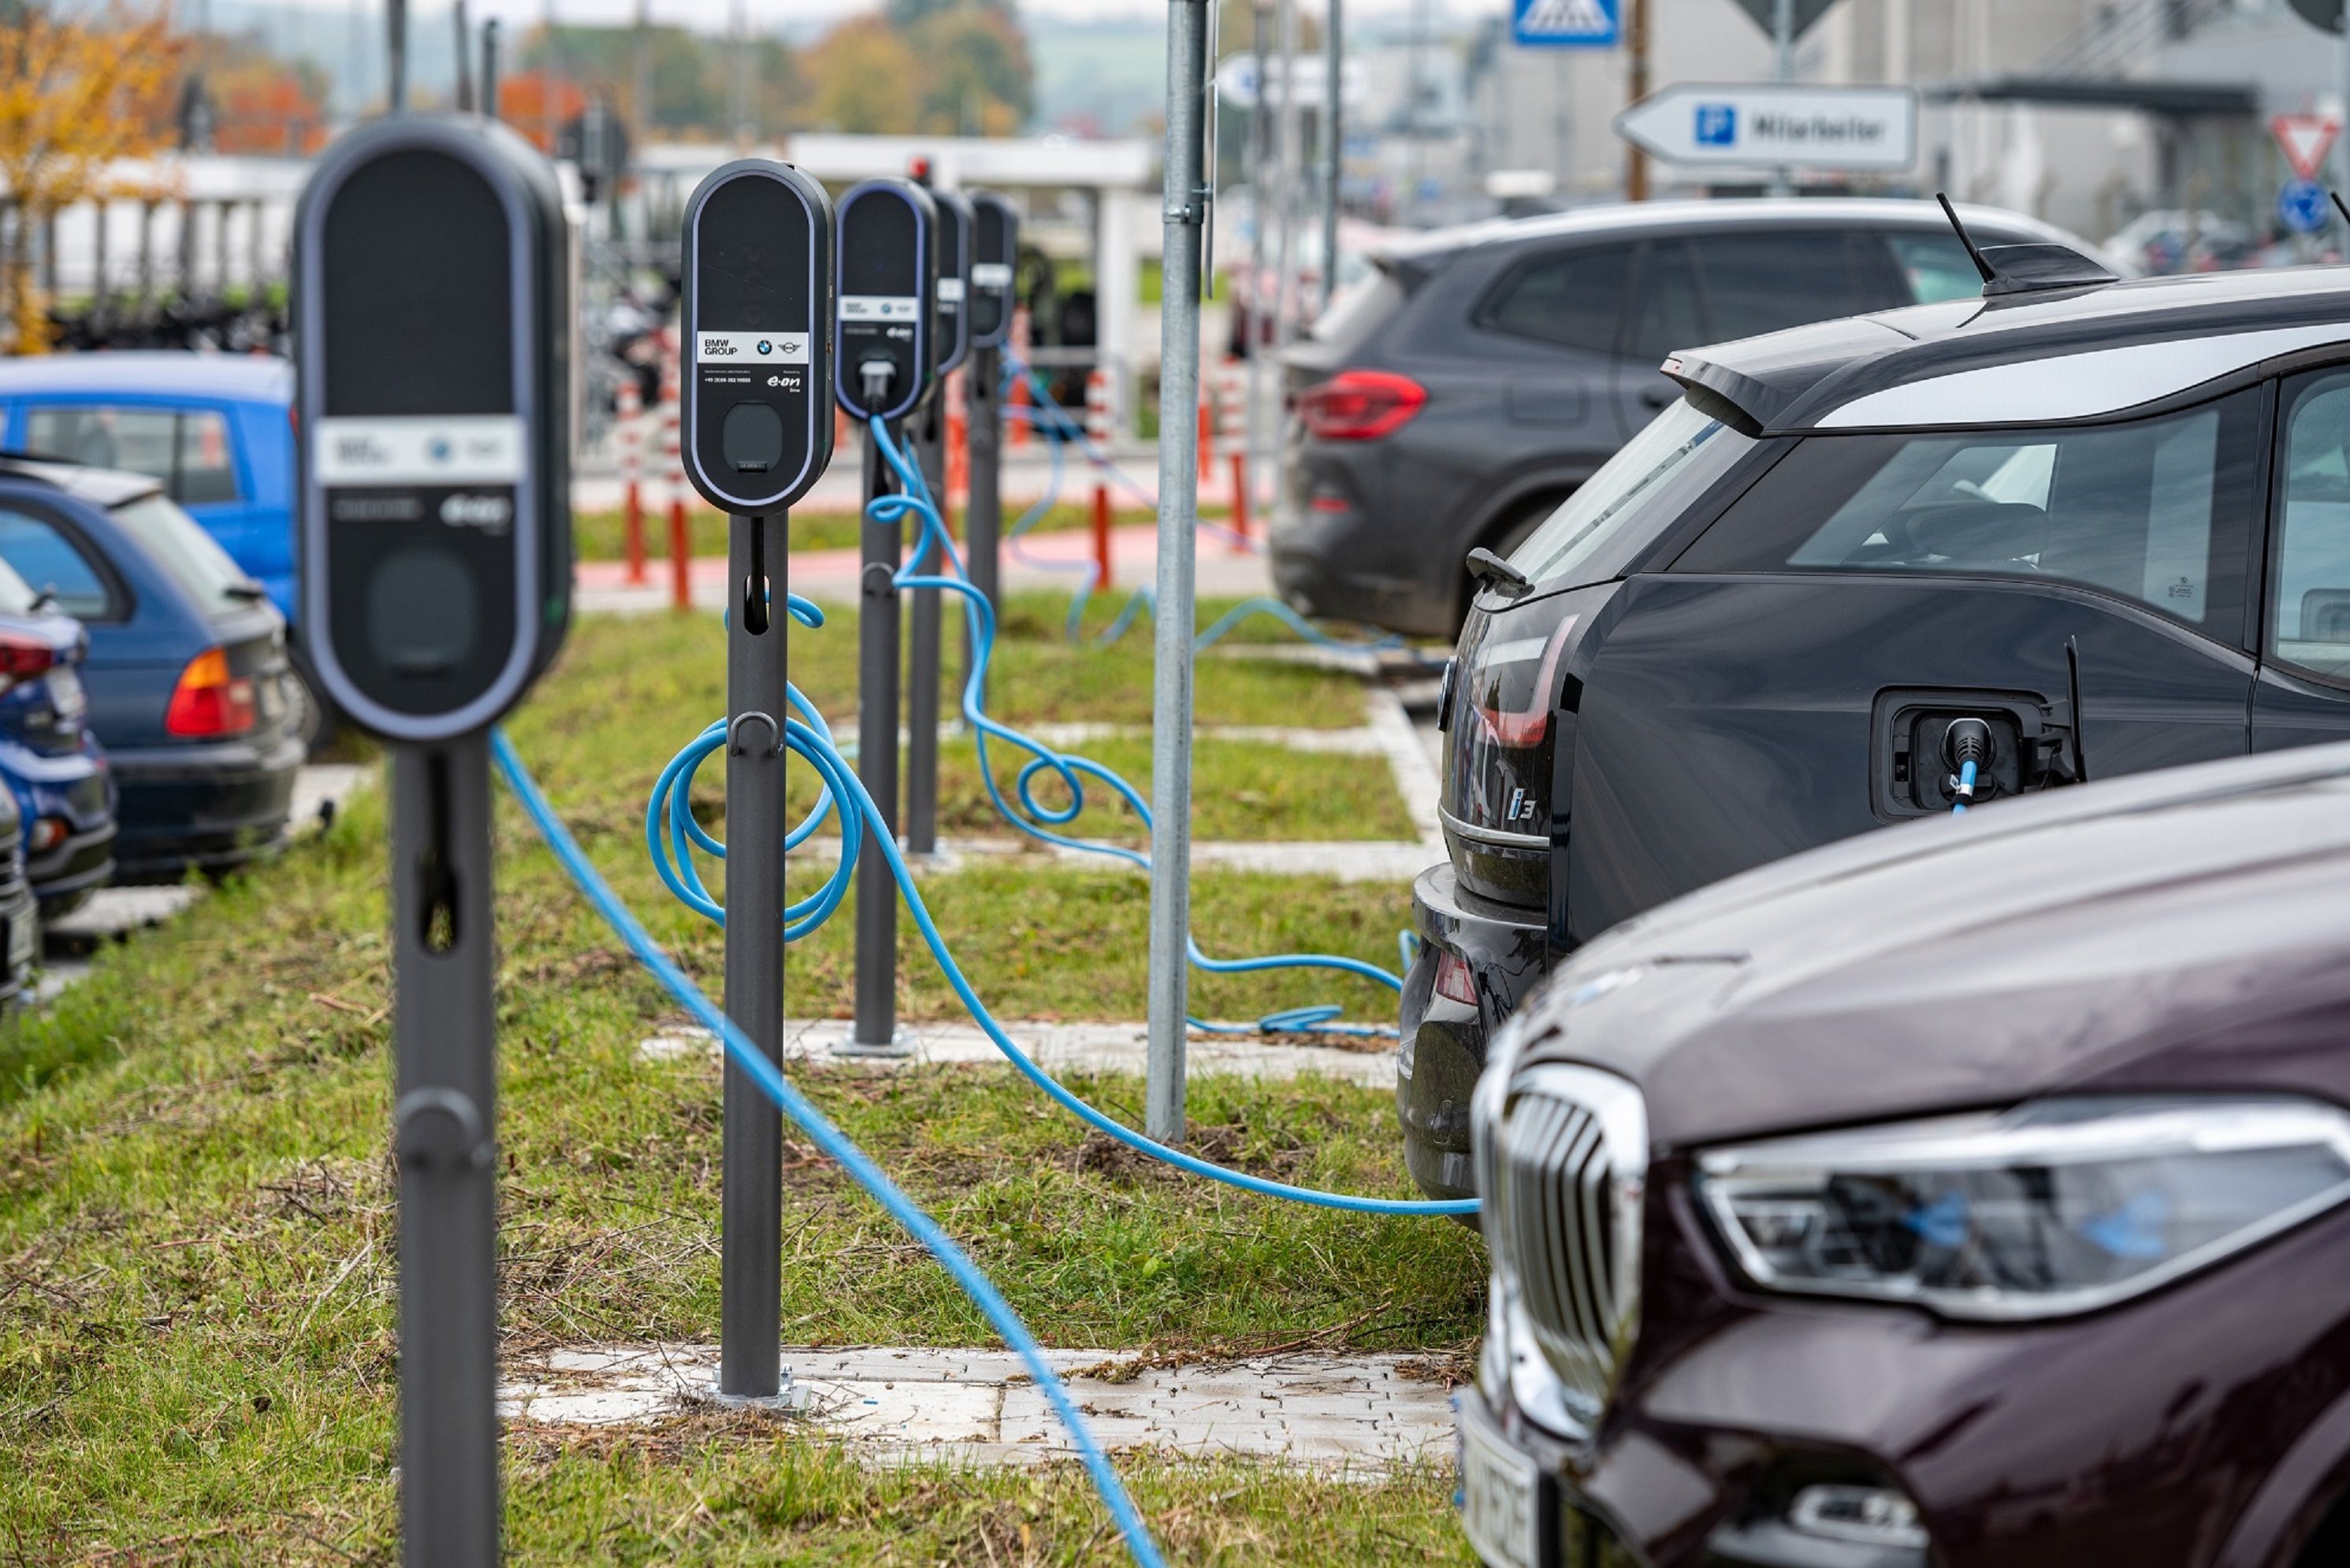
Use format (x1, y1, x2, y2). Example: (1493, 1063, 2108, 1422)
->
(836, 178, 938, 1056)
(906, 186, 971, 858)
(965, 194, 1019, 671)
(677, 161, 835, 1402)
(1148, 0, 1211, 1143)
(296, 116, 572, 1568)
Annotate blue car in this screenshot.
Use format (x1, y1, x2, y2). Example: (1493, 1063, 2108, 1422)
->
(0, 354, 327, 741)
(0, 458, 302, 883)
(0, 569, 114, 913)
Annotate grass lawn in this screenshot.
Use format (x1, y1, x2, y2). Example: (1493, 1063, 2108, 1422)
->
(0, 587, 1482, 1560)
(527, 604, 1402, 850)
(575, 499, 1233, 562)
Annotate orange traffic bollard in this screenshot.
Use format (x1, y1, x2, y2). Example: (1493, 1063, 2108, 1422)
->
(1007, 306, 1032, 450)
(659, 328, 690, 611)
(617, 377, 646, 585)
(1091, 481, 1112, 591)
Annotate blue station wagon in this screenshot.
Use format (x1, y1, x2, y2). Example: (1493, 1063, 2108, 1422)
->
(0, 459, 303, 883)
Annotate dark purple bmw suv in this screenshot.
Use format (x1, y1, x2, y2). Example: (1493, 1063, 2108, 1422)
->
(1459, 739, 2350, 1568)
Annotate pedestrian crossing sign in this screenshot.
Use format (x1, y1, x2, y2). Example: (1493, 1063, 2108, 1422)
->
(1513, 0, 1620, 47)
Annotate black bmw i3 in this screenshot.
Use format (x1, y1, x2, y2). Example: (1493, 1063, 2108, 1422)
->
(1403, 235, 2350, 1202)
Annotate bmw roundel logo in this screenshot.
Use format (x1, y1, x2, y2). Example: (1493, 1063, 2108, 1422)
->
(756, 339, 772, 355)
(427, 437, 452, 462)
(879, 302, 894, 316)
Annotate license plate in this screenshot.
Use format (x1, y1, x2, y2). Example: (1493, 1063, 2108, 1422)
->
(7, 908, 36, 973)
(1458, 1395, 1541, 1568)
(46, 666, 84, 724)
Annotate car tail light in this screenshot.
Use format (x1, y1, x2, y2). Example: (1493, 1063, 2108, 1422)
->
(165, 647, 257, 738)
(1473, 613, 1579, 749)
(0, 634, 56, 695)
(26, 816, 65, 853)
(1434, 949, 1478, 1007)
(1297, 370, 1428, 440)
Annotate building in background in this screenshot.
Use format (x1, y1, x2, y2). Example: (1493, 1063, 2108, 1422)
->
(1466, 0, 2337, 252)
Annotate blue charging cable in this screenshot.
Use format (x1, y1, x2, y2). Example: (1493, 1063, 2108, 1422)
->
(644, 415, 1474, 1215)
(491, 730, 1167, 1568)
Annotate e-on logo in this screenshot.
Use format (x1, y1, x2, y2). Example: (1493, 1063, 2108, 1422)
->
(1694, 103, 1737, 147)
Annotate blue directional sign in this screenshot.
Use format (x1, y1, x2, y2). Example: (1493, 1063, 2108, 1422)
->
(2281, 177, 2330, 235)
(1513, 0, 1619, 48)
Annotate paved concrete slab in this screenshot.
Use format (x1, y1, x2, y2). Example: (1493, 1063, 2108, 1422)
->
(780, 831, 1433, 883)
(500, 1343, 1456, 1470)
(638, 1018, 1396, 1087)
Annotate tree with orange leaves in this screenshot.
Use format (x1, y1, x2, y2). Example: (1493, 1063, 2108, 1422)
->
(0, 2, 182, 354)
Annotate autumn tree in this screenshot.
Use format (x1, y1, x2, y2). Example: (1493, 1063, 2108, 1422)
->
(908, 6, 1031, 136)
(805, 16, 923, 136)
(804, 3, 1033, 138)
(0, 2, 181, 354)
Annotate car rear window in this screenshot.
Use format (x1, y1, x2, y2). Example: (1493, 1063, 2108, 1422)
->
(109, 492, 258, 615)
(1888, 232, 1991, 304)
(0, 527, 52, 616)
(1478, 244, 1632, 355)
(1687, 231, 1904, 342)
(24, 404, 242, 505)
(0, 509, 114, 619)
(1673, 389, 2264, 634)
(1508, 399, 1753, 589)
(1306, 266, 1411, 359)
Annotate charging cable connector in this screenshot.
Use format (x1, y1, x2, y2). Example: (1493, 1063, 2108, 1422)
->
(1945, 717, 1993, 816)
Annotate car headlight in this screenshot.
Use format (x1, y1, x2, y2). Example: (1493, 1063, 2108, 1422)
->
(1697, 1097, 2350, 1321)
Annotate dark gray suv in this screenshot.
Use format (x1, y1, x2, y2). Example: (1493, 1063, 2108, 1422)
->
(1272, 199, 2107, 637)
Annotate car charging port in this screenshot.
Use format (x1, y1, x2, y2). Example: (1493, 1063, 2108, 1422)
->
(1943, 716, 1994, 814)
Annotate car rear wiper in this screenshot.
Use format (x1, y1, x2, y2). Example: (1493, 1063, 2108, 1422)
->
(223, 579, 270, 601)
(28, 589, 55, 614)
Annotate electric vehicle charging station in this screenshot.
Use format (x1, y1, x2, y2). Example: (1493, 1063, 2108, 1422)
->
(834, 176, 938, 1055)
(965, 193, 1020, 631)
(905, 185, 972, 858)
(676, 158, 835, 1404)
(294, 113, 572, 1568)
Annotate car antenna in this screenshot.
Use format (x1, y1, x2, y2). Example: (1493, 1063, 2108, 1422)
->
(2066, 634, 2091, 785)
(1935, 190, 2119, 299)
(1936, 192, 1998, 288)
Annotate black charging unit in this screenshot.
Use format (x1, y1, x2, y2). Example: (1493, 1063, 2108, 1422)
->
(294, 114, 571, 1568)
(676, 158, 835, 1403)
(834, 178, 936, 1055)
(965, 192, 1019, 637)
(905, 186, 972, 857)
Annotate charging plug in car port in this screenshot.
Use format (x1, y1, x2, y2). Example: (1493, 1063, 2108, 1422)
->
(1944, 716, 1993, 812)
(1872, 690, 2076, 821)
